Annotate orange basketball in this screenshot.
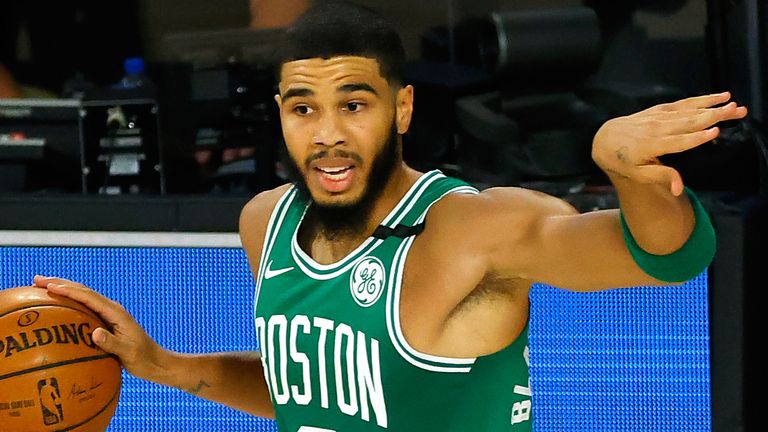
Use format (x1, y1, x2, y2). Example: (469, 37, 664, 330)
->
(0, 286, 122, 432)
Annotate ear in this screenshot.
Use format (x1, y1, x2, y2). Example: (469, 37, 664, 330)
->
(274, 94, 285, 122)
(395, 85, 414, 134)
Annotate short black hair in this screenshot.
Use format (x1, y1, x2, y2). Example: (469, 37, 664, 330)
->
(277, 1, 406, 84)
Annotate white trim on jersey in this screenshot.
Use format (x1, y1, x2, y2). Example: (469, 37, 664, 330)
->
(381, 171, 445, 227)
(387, 237, 476, 373)
(291, 208, 379, 272)
(290, 238, 385, 281)
(384, 186, 481, 373)
(289, 170, 444, 280)
(254, 187, 298, 323)
(385, 172, 444, 226)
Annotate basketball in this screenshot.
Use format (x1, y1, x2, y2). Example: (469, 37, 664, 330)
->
(0, 286, 122, 432)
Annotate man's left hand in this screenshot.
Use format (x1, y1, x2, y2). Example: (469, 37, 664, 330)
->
(591, 92, 748, 196)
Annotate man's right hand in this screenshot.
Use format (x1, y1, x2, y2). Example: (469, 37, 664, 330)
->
(32, 275, 169, 383)
(32, 276, 274, 417)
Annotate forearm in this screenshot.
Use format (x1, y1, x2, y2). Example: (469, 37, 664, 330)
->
(609, 175, 695, 255)
(150, 350, 274, 418)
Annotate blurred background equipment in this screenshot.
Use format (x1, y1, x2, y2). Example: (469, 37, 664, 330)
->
(79, 57, 164, 195)
(0, 99, 83, 193)
(0, 72, 165, 196)
(421, 6, 603, 91)
(77, 57, 165, 195)
(410, 1, 766, 199)
(414, 5, 642, 191)
(705, 0, 768, 196)
(159, 28, 284, 194)
(0, 2, 142, 95)
(1, 0, 764, 198)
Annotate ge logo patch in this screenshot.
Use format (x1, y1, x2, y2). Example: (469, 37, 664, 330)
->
(350, 256, 386, 307)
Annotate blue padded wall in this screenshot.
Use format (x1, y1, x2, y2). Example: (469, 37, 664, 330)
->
(529, 277, 710, 431)
(0, 247, 710, 431)
(1, 247, 276, 432)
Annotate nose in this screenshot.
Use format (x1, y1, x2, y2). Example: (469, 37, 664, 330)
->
(313, 112, 345, 147)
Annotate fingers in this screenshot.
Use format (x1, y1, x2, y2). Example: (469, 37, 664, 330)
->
(91, 327, 123, 355)
(645, 102, 748, 136)
(34, 276, 131, 328)
(653, 127, 720, 156)
(636, 93, 747, 157)
(31, 276, 163, 381)
(32, 276, 135, 358)
(595, 91, 746, 191)
(33, 275, 80, 288)
(650, 91, 733, 112)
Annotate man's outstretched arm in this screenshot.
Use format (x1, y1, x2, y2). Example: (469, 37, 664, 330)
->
(461, 92, 747, 292)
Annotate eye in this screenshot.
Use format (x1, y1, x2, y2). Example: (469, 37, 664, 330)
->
(345, 102, 363, 112)
(293, 105, 313, 115)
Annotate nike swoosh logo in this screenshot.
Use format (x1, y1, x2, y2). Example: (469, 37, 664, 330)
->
(263, 260, 294, 280)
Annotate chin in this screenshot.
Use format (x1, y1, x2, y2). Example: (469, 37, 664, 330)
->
(311, 190, 364, 209)
(305, 175, 367, 207)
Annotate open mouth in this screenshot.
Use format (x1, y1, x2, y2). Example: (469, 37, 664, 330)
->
(316, 166, 353, 179)
(312, 165, 357, 193)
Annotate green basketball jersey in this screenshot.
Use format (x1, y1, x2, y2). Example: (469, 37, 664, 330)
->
(253, 170, 532, 431)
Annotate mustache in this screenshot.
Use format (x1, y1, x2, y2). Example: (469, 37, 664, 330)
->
(305, 150, 364, 167)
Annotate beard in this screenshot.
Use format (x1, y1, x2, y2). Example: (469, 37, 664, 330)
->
(279, 122, 400, 239)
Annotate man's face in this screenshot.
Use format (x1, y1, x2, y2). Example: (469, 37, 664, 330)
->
(276, 56, 413, 209)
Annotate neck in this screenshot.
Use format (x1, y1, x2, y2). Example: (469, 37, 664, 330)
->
(302, 163, 420, 264)
(360, 162, 419, 235)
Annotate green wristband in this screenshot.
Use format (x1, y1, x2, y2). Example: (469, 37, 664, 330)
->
(619, 187, 716, 283)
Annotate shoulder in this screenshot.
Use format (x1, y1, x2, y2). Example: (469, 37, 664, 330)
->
(417, 185, 579, 276)
(239, 184, 293, 225)
(426, 186, 579, 240)
(239, 184, 293, 264)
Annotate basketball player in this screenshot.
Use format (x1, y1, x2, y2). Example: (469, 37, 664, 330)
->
(34, 2, 748, 431)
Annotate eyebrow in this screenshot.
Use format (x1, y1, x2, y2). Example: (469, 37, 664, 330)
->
(338, 83, 378, 96)
(281, 87, 314, 101)
(281, 83, 379, 101)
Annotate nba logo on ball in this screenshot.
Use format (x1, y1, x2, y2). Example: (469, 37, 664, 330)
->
(350, 257, 386, 307)
(38, 378, 63, 425)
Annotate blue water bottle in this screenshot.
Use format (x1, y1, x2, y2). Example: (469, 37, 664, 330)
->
(114, 57, 153, 90)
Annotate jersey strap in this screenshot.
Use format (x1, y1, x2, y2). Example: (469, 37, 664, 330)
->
(371, 222, 425, 240)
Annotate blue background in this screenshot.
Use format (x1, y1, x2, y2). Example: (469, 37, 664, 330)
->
(0, 246, 710, 431)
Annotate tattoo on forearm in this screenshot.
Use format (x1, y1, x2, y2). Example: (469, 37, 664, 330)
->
(186, 380, 211, 394)
(616, 146, 629, 163)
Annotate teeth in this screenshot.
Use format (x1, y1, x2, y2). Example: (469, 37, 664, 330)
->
(318, 166, 352, 182)
(319, 167, 349, 173)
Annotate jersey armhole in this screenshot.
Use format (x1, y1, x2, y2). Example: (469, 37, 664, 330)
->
(385, 186, 480, 374)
